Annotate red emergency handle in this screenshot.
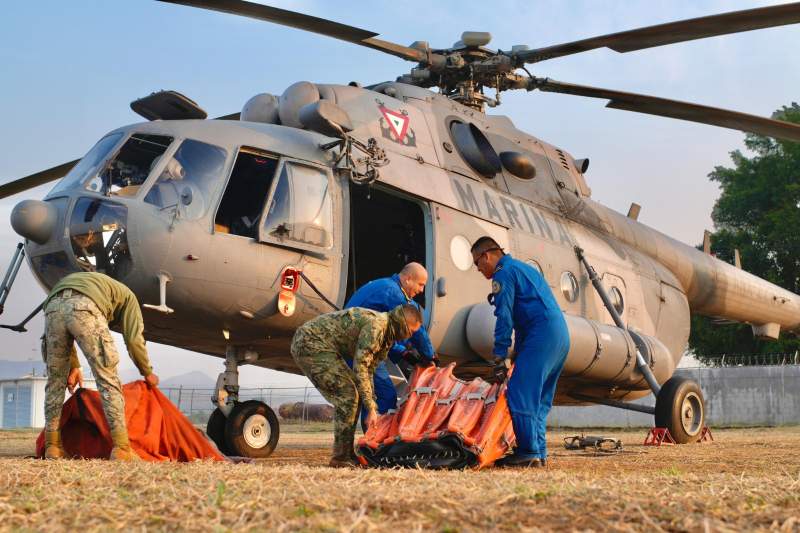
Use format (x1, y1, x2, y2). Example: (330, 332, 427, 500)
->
(280, 268, 301, 292)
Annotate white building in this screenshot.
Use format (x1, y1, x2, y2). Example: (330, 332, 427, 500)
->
(0, 374, 96, 429)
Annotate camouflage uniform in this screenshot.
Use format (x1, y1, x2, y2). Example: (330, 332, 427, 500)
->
(290, 305, 410, 459)
(43, 272, 152, 437)
(44, 290, 125, 432)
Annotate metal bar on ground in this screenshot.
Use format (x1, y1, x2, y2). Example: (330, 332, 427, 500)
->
(568, 392, 656, 415)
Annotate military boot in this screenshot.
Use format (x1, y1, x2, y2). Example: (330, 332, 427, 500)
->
(109, 429, 140, 461)
(329, 445, 361, 468)
(44, 431, 65, 459)
(328, 433, 360, 468)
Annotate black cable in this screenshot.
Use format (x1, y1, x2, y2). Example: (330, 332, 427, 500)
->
(298, 271, 340, 311)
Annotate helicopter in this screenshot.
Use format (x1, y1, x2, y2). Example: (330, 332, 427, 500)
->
(1, 0, 799, 457)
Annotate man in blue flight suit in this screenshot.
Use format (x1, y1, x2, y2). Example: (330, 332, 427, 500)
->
(345, 262, 437, 425)
(471, 236, 570, 467)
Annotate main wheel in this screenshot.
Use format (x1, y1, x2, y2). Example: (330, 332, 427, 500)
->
(224, 400, 280, 458)
(655, 376, 705, 443)
(206, 407, 230, 455)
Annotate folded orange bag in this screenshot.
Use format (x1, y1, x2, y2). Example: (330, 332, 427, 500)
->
(358, 363, 516, 469)
(36, 381, 225, 462)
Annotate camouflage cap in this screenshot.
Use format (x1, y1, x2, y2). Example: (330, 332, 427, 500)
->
(387, 304, 411, 340)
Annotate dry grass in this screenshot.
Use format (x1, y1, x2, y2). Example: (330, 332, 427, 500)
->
(0, 426, 799, 531)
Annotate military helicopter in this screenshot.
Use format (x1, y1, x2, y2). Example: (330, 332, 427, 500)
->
(2, 0, 800, 457)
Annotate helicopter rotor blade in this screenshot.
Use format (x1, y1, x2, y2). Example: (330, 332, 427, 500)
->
(532, 78, 800, 143)
(518, 3, 800, 63)
(0, 160, 80, 200)
(156, 0, 430, 63)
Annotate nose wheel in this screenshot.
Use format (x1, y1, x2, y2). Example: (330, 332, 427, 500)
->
(655, 376, 705, 443)
(206, 347, 281, 457)
(221, 400, 280, 458)
(207, 401, 280, 457)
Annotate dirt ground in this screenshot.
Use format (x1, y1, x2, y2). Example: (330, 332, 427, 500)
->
(0, 426, 798, 531)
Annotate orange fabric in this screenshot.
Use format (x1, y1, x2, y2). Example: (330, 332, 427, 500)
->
(359, 363, 517, 468)
(36, 381, 225, 462)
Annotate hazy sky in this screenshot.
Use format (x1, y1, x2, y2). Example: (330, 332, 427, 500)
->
(0, 1, 797, 384)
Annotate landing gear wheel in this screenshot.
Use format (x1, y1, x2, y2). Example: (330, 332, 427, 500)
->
(224, 400, 280, 458)
(655, 376, 705, 443)
(207, 407, 230, 455)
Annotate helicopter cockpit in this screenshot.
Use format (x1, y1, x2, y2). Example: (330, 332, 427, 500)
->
(21, 127, 231, 290)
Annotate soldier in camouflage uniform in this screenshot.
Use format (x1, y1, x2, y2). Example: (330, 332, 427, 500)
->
(291, 304, 422, 467)
(42, 271, 159, 461)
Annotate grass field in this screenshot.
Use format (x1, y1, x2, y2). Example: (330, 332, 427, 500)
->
(0, 426, 798, 531)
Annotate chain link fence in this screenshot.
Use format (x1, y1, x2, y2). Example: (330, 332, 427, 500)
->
(162, 352, 800, 424)
(683, 352, 800, 368)
(160, 386, 328, 425)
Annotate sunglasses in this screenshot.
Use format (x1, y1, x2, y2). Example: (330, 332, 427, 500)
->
(473, 248, 501, 268)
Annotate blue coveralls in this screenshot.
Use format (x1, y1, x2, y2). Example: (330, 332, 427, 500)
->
(345, 274, 435, 423)
(490, 254, 570, 460)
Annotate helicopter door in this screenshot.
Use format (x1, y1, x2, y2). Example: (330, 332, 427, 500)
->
(345, 185, 430, 307)
(259, 159, 343, 307)
(430, 201, 509, 359)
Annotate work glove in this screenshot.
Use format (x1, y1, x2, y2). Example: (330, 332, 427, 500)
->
(492, 357, 509, 383)
(401, 348, 424, 366)
(430, 355, 442, 367)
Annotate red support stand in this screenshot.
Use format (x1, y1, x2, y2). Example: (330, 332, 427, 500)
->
(699, 426, 714, 443)
(643, 427, 676, 446)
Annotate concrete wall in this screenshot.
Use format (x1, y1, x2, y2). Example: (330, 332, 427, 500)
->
(549, 365, 800, 428)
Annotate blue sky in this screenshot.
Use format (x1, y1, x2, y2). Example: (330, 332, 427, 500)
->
(0, 0, 797, 383)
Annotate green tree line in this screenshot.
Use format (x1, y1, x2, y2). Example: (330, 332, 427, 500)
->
(689, 103, 800, 364)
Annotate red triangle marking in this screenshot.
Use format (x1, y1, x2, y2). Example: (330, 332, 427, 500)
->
(380, 106, 410, 142)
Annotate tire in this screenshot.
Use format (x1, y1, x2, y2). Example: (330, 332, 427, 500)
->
(206, 407, 230, 455)
(655, 376, 705, 443)
(224, 400, 280, 458)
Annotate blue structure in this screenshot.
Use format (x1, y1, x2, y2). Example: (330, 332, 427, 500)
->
(490, 254, 570, 461)
(345, 274, 434, 417)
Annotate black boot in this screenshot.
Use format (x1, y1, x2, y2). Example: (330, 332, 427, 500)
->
(329, 429, 360, 468)
(495, 452, 544, 468)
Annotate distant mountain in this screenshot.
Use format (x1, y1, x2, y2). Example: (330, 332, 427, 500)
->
(0, 360, 46, 380)
(159, 371, 216, 389)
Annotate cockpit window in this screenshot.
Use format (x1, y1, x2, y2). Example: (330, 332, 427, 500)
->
(84, 134, 173, 197)
(144, 139, 227, 218)
(263, 162, 333, 249)
(214, 149, 279, 238)
(49, 133, 124, 196)
(69, 198, 132, 280)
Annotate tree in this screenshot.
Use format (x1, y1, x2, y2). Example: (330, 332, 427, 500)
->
(689, 103, 800, 364)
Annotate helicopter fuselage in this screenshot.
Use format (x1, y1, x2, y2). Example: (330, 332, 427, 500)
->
(19, 82, 800, 405)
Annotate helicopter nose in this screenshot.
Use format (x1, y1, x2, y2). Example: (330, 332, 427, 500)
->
(11, 199, 57, 245)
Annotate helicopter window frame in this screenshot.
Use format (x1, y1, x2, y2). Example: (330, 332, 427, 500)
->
(212, 146, 281, 238)
(47, 132, 127, 197)
(63, 130, 184, 201)
(446, 117, 502, 180)
(560, 271, 579, 303)
(258, 158, 337, 254)
(83, 132, 175, 197)
(610, 286, 624, 316)
(142, 137, 230, 219)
